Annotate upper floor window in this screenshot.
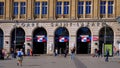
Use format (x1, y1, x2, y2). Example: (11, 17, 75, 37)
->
(20, 2, 26, 14)
(13, 2, 18, 15)
(56, 2, 62, 14)
(78, 1, 84, 14)
(64, 2, 69, 14)
(108, 1, 113, 14)
(100, 1, 106, 14)
(42, 2, 47, 14)
(0, 2, 4, 15)
(86, 1, 91, 14)
(34, 2, 40, 14)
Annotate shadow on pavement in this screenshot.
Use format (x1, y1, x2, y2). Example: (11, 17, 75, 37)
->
(74, 57, 87, 68)
(22, 64, 41, 67)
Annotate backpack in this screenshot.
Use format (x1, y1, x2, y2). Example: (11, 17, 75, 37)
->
(18, 51, 22, 57)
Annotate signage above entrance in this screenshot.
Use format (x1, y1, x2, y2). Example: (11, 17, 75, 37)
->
(93, 36, 99, 41)
(80, 35, 91, 42)
(59, 36, 69, 42)
(26, 37, 32, 41)
(13, 22, 108, 28)
(36, 35, 47, 42)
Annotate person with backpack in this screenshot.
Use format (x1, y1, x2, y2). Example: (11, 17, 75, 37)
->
(17, 49, 23, 66)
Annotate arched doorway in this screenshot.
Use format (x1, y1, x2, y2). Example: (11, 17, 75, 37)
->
(54, 27, 69, 54)
(11, 28, 25, 53)
(33, 27, 47, 54)
(0, 29, 4, 49)
(76, 27, 91, 54)
(99, 26, 114, 56)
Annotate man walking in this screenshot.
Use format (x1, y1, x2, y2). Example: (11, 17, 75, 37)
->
(64, 47, 68, 58)
(17, 49, 24, 66)
(105, 49, 109, 62)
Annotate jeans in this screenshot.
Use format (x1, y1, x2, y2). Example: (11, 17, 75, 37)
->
(71, 53, 75, 60)
(105, 56, 109, 62)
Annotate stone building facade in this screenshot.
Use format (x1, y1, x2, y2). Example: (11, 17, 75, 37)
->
(0, 0, 120, 55)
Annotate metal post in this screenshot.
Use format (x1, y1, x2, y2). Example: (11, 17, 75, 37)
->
(103, 20, 107, 56)
(14, 21, 18, 53)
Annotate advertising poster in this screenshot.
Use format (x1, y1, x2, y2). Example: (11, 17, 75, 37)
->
(104, 44, 113, 56)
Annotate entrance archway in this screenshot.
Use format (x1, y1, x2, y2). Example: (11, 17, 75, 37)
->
(0, 29, 4, 49)
(11, 28, 25, 53)
(76, 27, 91, 54)
(99, 26, 114, 56)
(33, 27, 47, 54)
(54, 27, 69, 54)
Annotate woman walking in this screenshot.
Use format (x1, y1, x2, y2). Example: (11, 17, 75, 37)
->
(71, 47, 75, 60)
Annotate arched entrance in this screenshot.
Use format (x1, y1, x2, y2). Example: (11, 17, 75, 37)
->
(54, 27, 69, 54)
(11, 28, 25, 53)
(76, 27, 91, 54)
(99, 26, 114, 56)
(0, 29, 4, 49)
(33, 27, 47, 54)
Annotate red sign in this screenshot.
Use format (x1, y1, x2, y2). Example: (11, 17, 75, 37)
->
(26, 37, 32, 41)
(93, 36, 99, 41)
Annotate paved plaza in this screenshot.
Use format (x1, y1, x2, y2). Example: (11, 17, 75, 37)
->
(0, 55, 120, 68)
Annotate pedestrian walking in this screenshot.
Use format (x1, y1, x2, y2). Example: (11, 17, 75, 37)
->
(11, 48, 14, 59)
(64, 47, 68, 58)
(54, 48, 58, 56)
(105, 49, 109, 62)
(30, 48, 33, 56)
(71, 47, 75, 60)
(94, 48, 98, 57)
(17, 49, 24, 66)
(27, 49, 30, 56)
(0, 48, 4, 60)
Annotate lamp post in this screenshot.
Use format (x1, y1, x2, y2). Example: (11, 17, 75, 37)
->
(103, 20, 107, 56)
(14, 20, 18, 53)
(116, 16, 120, 56)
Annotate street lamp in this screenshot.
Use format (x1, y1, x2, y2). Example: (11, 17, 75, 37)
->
(116, 16, 120, 56)
(14, 20, 18, 53)
(103, 20, 107, 56)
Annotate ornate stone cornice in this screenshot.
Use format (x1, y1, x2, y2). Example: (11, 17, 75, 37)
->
(0, 19, 116, 23)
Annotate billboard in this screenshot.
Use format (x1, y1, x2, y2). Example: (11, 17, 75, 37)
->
(59, 36, 69, 42)
(80, 35, 91, 42)
(104, 44, 113, 56)
(36, 35, 47, 42)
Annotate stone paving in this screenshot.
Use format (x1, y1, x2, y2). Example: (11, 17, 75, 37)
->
(0, 55, 120, 68)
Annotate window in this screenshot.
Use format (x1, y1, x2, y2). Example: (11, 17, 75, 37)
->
(100, 1, 106, 14)
(42, 2, 47, 14)
(78, 1, 84, 14)
(108, 1, 113, 14)
(0, 2, 4, 15)
(34, 2, 40, 14)
(56, 2, 62, 14)
(86, 1, 91, 14)
(64, 2, 69, 14)
(20, 2, 26, 14)
(13, 2, 18, 15)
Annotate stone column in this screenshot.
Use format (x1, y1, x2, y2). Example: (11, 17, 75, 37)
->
(46, 24, 54, 54)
